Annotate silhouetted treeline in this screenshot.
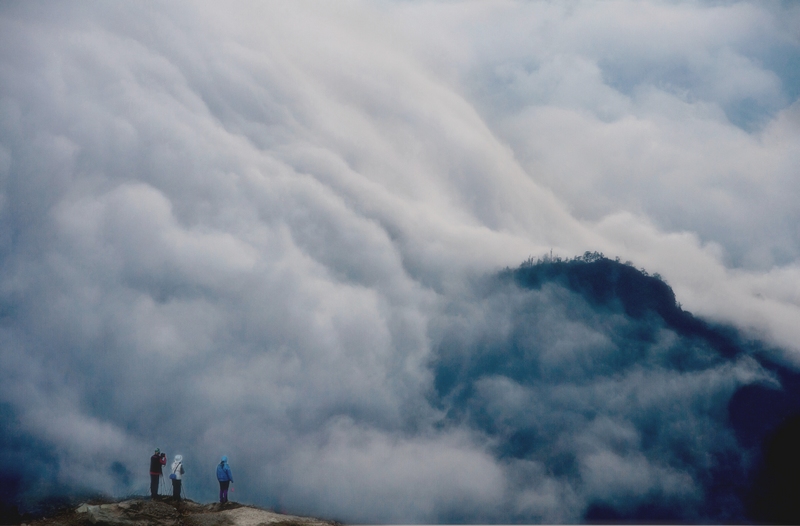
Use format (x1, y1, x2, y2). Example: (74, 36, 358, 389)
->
(502, 252, 742, 358)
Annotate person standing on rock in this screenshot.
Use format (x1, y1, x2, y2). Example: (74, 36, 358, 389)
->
(149, 448, 166, 498)
(216, 456, 233, 503)
(170, 454, 185, 501)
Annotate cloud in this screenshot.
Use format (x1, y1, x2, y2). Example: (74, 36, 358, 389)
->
(0, 0, 799, 523)
(272, 418, 506, 523)
(393, 0, 800, 267)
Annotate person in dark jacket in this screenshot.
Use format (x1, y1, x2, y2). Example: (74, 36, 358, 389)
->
(216, 456, 233, 503)
(149, 448, 166, 498)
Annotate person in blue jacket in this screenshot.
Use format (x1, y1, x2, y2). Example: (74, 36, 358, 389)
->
(216, 456, 234, 503)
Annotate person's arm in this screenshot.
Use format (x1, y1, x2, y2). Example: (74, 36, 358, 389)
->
(160, 454, 167, 466)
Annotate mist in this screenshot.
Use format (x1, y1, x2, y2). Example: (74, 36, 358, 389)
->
(1, 1, 800, 523)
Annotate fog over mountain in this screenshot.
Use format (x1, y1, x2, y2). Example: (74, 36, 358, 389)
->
(1, 1, 800, 523)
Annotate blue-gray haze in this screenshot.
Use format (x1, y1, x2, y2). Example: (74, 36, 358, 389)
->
(1, 1, 800, 523)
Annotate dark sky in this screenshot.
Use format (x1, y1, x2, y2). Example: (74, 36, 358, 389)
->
(1, 1, 800, 523)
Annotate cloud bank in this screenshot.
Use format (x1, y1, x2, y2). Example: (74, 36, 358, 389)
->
(1, 0, 799, 523)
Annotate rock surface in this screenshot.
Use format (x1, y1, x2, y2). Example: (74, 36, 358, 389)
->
(21, 499, 337, 526)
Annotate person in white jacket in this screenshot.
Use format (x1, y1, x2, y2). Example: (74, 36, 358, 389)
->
(170, 454, 185, 501)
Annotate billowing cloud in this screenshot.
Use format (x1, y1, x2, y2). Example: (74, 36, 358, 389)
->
(1, 0, 799, 523)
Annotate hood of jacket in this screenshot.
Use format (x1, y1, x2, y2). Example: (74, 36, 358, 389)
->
(220, 455, 228, 464)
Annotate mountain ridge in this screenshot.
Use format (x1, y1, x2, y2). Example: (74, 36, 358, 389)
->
(428, 254, 800, 523)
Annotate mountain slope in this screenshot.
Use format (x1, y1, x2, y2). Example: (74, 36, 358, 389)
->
(429, 254, 800, 523)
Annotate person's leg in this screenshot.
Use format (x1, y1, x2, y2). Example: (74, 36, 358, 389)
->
(221, 481, 230, 503)
(150, 475, 159, 498)
(219, 481, 224, 503)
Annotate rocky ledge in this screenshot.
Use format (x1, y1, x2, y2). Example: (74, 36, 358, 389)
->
(18, 499, 338, 526)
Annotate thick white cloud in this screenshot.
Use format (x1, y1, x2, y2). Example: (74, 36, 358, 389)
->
(0, 0, 799, 522)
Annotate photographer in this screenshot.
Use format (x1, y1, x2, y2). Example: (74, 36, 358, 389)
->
(149, 448, 167, 498)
